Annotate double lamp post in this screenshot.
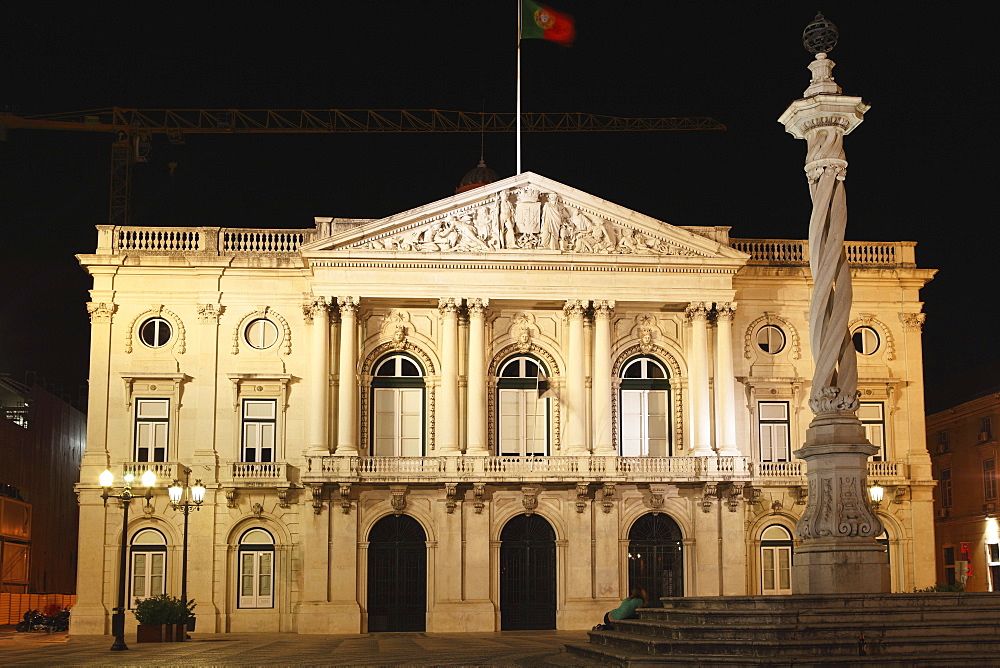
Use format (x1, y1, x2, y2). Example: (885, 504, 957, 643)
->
(99, 467, 204, 651)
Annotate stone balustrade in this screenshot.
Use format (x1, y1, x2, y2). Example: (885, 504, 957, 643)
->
(753, 459, 905, 481)
(226, 461, 289, 485)
(303, 455, 751, 483)
(121, 461, 180, 484)
(96, 225, 313, 255)
(731, 238, 916, 267)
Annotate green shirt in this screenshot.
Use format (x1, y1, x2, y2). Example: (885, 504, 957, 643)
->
(608, 596, 644, 620)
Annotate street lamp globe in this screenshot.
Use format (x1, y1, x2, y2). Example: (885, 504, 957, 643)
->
(192, 481, 206, 504)
(99, 469, 114, 488)
(141, 469, 157, 488)
(168, 480, 183, 504)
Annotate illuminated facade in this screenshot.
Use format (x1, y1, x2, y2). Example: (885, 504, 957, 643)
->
(71, 172, 937, 634)
(927, 390, 1000, 591)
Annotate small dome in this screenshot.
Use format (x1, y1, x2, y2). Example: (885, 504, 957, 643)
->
(456, 158, 498, 194)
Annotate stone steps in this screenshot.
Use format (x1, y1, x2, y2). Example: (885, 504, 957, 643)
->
(567, 593, 1000, 666)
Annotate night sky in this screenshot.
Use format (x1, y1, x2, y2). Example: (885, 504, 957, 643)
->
(1, 3, 994, 413)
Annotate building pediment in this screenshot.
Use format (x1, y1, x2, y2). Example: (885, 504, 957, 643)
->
(302, 173, 746, 261)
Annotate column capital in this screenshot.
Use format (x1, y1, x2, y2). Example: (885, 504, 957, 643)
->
(898, 312, 926, 332)
(714, 302, 737, 321)
(592, 300, 616, 319)
(302, 296, 330, 322)
(438, 297, 461, 315)
(337, 296, 360, 315)
(197, 303, 223, 323)
(467, 298, 490, 315)
(685, 302, 710, 321)
(86, 302, 116, 324)
(563, 299, 589, 318)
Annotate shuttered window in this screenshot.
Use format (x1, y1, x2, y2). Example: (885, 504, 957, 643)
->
(758, 402, 789, 462)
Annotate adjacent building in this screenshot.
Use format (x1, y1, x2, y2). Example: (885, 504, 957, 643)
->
(71, 171, 937, 635)
(927, 389, 1000, 591)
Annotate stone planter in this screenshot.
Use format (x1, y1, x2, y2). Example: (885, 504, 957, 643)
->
(136, 623, 187, 642)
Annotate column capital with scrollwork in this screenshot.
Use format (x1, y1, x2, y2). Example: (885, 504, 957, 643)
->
(337, 296, 360, 315)
(438, 297, 461, 315)
(685, 302, 710, 322)
(302, 296, 330, 322)
(715, 302, 737, 321)
(563, 299, 589, 319)
(467, 298, 490, 316)
(592, 300, 616, 320)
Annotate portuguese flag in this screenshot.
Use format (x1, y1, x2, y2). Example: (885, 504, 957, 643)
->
(521, 0, 576, 46)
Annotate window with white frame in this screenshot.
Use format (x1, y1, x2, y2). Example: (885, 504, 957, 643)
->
(497, 356, 548, 457)
(130, 529, 166, 606)
(371, 354, 424, 457)
(852, 326, 880, 355)
(135, 398, 169, 462)
(859, 402, 886, 461)
(244, 318, 279, 350)
(985, 458, 997, 501)
(758, 402, 790, 462)
(238, 529, 274, 609)
(760, 525, 793, 595)
(242, 399, 276, 462)
(983, 417, 995, 441)
(756, 325, 785, 354)
(987, 543, 1000, 592)
(619, 357, 671, 457)
(138, 317, 172, 348)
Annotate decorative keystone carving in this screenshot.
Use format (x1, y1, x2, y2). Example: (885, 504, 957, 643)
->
(601, 483, 616, 514)
(390, 324, 407, 350)
(794, 486, 809, 505)
(197, 303, 223, 323)
(87, 302, 116, 324)
(445, 483, 458, 514)
(899, 312, 926, 332)
(277, 488, 289, 509)
(521, 486, 539, 515)
(390, 485, 407, 515)
(473, 483, 486, 514)
(339, 483, 352, 514)
(225, 489, 238, 509)
(574, 482, 589, 513)
(893, 486, 908, 504)
(251, 502, 264, 518)
(310, 485, 324, 515)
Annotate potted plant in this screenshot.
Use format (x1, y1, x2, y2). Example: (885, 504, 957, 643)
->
(132, 595, 196, 642)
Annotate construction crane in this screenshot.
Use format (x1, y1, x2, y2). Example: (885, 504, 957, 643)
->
(1, 107, 726, 226)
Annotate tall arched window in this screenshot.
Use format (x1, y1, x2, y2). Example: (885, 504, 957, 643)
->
(497, 356, 549, 456)
(371, 354, 425, 457)
(619, 356, 671, 456)
(238, 528, 274, 609)
(130, 528, 166, 605)
(760, 524, 793, 595)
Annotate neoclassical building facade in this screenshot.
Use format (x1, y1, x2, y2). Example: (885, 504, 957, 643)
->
(72, 172, 936, 635)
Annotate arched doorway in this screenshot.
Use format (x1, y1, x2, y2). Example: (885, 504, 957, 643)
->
(367, 514, 426, 631)
(628, 513, 683, 605)
(500, 514, 556, 630)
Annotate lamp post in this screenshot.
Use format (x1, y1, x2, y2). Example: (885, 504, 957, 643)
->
(100, 467, 156, 652)
(167, 469, 205, 618)
(868, 481, 885, 510)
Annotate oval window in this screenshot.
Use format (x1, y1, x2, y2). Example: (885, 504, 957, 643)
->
(139, 317, 172, 348)
(852, 326, 880, 355)
(245, 319, 279, 350)
(756, 325, 785, 354)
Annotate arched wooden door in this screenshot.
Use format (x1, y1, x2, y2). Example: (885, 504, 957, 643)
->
(500, 514, 556, 630)
(628, 513, 683, 605)
(367, 514, 426, 631)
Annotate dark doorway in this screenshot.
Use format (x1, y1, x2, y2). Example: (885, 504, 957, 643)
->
(628, 513, 683, 605)
(367, 514, 426, 631)
(500, 513, 556, 630)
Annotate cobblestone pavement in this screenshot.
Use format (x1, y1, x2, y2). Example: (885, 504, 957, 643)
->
(0, 627, 601, 667)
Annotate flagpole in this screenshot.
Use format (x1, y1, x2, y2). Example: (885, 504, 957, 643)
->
(516, 0, 522, 175)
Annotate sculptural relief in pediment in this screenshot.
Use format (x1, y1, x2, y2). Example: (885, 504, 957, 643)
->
(352, 188, 703, 257)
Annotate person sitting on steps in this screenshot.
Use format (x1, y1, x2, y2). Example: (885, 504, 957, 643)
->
(594, 587, 648, 630)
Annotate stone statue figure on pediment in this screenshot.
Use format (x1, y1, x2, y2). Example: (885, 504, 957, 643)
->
(540, 194, 566, 250)
(498, 192, 517, 248)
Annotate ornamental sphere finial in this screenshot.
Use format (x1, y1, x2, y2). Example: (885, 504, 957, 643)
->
(802, 12, 839, 55)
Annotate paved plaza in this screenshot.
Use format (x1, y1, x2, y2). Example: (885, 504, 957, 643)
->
(0, 627, 600, 667)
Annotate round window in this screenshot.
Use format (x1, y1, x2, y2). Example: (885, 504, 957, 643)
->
(245, 319, 279, 350)
(139, 317, 172, 348)
(852, 326, 880, 355)
(756, 325, 786, 354)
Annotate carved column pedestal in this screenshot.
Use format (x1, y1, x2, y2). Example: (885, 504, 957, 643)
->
(791, 412, 888, 594)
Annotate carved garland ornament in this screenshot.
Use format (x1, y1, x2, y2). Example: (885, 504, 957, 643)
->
(743, 313, 802, 360)
(848, 315, 896, 360)
(231, 306, 292, 356)
(124, 306, 186, 354)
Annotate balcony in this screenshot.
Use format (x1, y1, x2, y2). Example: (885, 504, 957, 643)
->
(303, 455, 752, 484)
(122, 461, 180, 484)
(223, 461, 292, 487)
(752, 460, 907, 482)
